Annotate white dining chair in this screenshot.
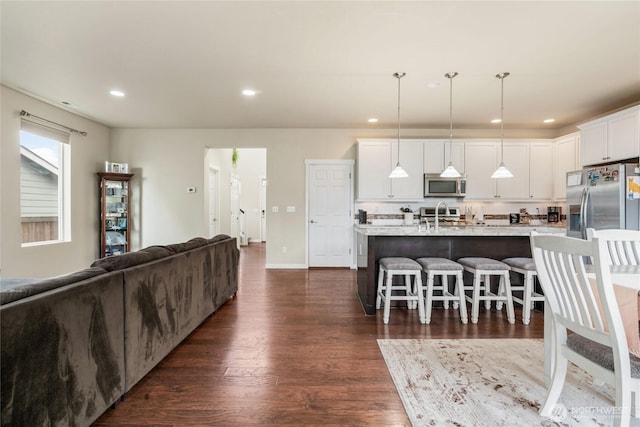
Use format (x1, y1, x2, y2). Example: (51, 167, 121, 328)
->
(587, 228, 640, 266)
(530, 232, 640, 427)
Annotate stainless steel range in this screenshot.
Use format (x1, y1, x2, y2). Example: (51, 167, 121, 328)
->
(419, 206, 461, 224)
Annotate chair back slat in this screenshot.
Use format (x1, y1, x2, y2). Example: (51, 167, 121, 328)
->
(587, 228, 640, 266)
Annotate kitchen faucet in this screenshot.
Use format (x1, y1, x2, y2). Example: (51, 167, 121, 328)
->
(434, 201, 450, 233)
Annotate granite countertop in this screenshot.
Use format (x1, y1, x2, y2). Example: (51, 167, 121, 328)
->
(354, 223, 566, 236)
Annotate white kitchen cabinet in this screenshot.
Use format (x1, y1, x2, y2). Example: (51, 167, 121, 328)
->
(423, 140, 465, 174)
(528, 141, 554, 200)
(356, 139, 423, 201)
(579, 106, 640, 166)
(496, 142, 530, 200)
(465, 140, 552, 201)
(464, 141, 498, 199)
(553, 133, 579, 200)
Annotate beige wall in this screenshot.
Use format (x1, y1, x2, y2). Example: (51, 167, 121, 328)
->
(1, 87, 111, 277)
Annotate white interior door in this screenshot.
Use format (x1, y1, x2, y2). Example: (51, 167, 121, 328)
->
(208, 166, 220, 237)
(307, 161, 353, 267)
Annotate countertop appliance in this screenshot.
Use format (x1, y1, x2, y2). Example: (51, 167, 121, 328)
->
(424, 174, 466, 198)
(547, 206, 561, 223)
(419, 206, 461, 224)
(566, 163, 640, 239)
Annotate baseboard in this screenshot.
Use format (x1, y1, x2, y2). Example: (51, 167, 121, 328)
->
(265, 263, 307, 269)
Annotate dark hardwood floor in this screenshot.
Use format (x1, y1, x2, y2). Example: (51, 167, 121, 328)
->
(94, 242, 543, 426)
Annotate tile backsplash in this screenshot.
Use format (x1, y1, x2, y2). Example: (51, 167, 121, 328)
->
(355, 200, 565, 225)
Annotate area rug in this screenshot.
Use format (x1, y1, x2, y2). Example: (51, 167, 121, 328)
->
(378, 338, 638, 427)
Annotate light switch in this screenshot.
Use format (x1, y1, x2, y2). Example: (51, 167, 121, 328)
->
(286, 206, 296, 213)
(272, 206, 279, 213)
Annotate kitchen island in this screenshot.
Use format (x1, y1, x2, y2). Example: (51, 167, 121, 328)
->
(355, 224, 565, 315)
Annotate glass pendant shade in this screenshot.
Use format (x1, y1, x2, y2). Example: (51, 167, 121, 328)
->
(389, 163, 409, 178)
(389, 72, 408, 179)
(491, 162, 514, 178)
(491, 72, 513, 179)
(441, 72, 461, 178)
(441, 162, 462, 178)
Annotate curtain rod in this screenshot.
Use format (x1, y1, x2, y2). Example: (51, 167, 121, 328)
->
(20, 110, 88, 136)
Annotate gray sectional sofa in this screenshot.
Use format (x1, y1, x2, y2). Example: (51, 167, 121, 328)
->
(0, 234, 239, 427)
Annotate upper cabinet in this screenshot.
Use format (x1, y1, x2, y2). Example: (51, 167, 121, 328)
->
(553, 133, 580, 200)
(464, 141, 499, 199)
(579, 106, 640, 166)
(423, 140, 465, 174)
(464, 140, 553, 201)
(357, 139, 423, 201)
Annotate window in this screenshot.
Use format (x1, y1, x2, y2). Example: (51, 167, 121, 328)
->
(20, 120, 70, 245)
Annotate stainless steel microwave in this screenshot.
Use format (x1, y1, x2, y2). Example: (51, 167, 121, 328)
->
(424, 174, 466, 197)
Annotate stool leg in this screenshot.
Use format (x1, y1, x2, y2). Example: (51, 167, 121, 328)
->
(442, 276, 450, 309)
(454, 271, 468, 324)
(405, 274, 416, 309)
(425, 272, 435, 324)
(383, 272, 393, 324)
(376, 266, 384, 309)
(483, 275, 492, 310)
(502, 272, 515, 324)
(496, 277, 505, 311)
(522, 271, 533, 325)
(415, 273, 426, 324)
(471, 272, 481, 324)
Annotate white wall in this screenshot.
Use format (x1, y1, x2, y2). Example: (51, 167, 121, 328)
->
(1, 87, 111, 277)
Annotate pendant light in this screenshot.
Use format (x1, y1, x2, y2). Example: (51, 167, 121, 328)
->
(440, 72, 461, 178)
(491, 72, 513, 179)
(389, 72, 408, 179)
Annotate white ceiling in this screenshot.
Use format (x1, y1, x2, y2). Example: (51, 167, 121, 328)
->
(2, 1, 639, 132)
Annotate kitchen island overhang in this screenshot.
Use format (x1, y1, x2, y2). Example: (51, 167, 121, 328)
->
(355, 225, 565, 315)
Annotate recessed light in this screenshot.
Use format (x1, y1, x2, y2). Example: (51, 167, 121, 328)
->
(543, 118, 555, 123)
(110, 90, 125, 97)
(491, 119, 501, 124)
(368, 118, 378, 123)
(242, 89, 257, 96)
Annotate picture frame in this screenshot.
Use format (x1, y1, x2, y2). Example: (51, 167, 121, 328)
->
(105, 161, 129, 174)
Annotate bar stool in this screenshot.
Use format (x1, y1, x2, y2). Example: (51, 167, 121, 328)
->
(457, 257, 515, 324)
(416, 258, 468, 324)
(501, 257, 543, 325)
(376, 257, 425, 324)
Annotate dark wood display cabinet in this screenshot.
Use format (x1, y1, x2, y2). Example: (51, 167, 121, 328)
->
(98, 172, 134, 257)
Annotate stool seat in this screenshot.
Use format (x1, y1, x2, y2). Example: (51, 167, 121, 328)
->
(501, 257, 536, 271)
(416, 257, 463, 271)
(376, 257, 425, 324)
(457, 257, 515, 324)
(379, 257, 422, 271)
(458, 257, 510, 270)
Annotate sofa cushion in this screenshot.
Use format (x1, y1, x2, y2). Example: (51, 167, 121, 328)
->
(91, 246, 173, 272)
(165, 237, 210, 254)
(209, 234, 231, 244)
(0, 267, 108, 305)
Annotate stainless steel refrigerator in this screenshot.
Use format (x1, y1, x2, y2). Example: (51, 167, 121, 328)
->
(566, 163, 640, 239)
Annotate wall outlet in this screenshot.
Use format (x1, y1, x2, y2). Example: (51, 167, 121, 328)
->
(281, 246, 287, 253)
